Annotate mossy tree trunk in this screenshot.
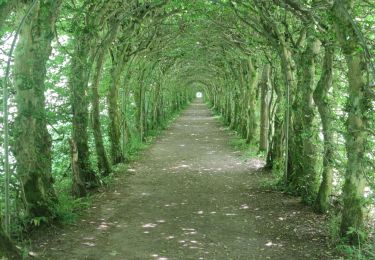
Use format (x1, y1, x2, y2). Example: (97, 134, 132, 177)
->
(332, 0, 369, 243)
(314, 45, 334, 213)
(276, 39, 297, 183)
(288, 46, 306, 194)
(152, 83, 162, 129)
(246, 59, 258, 144)
(0, 220, 20, 259)
(266, 70, 284, 171)
(299, 36, 321, 203)
(91, 46, 112, 177)
(69, 0, 116, 196)
(259, 64, 271, 152)
(69, 29, 100, 197)
(121, 80, 131, 157)
(91, 20, 120, 175)
(13, 0, 62, 219)
(239, 62, 249, 138)
(108, 43, 130, 164)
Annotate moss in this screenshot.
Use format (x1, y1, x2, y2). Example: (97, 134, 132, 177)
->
(0, 226, 21, 259)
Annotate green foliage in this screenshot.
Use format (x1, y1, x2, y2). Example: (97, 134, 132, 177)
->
(0, 0, 374, 255)
(337, 242, 375, 260)
(327, 211, 375, 259)
(54, 193, 91, 225)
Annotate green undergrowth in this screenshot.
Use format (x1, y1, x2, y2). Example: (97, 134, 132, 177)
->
(328, 213, 375, 259)
(53, 103, 188, 227)
(211, 106, 285, 192)
(210, 111, 263, 160)
(8, 103, 191, 257)
(210, 105, 375, 259)
(54, 178, 92, 225)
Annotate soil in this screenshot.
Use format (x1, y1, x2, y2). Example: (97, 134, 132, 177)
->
(32, 100, 339, 259)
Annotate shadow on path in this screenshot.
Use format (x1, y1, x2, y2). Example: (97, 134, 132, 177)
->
(35, 100, 336, 259)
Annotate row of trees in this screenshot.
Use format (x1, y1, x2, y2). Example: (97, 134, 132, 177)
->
(203, 0, 374, 245)
(0, 0, 194, 257)
(0, 0, 373, 257)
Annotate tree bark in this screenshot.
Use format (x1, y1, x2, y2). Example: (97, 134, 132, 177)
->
(246, 59, 258, 144)
(259, 64, 271, 152)
(90, 20, 119, 175)
(299, 37, 321, 203)
(0, 221, 20, 259)
(70, 139, 86, 197)
(266, 72, 284, 171)
(152, 83, 161, 129)
(69, 33, 99, 197)
(91, 47, 111, 176)
(332, 0, 369, 243)
(277, 40, 297, 182)
(108, 44, 130, 164)
(314, 45, 334, 213)
(13, 0, 62, 218)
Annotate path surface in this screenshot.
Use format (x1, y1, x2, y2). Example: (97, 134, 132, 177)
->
(35, 100, 336, 259)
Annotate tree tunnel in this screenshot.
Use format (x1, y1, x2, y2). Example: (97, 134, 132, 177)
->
(0, 0, 374, 257)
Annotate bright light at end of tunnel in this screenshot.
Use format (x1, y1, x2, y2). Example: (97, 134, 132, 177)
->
(196, 92, 203, 98)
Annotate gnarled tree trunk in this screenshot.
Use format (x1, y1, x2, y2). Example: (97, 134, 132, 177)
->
(259, 64, 271, 152)
(246, 59, 258, 144)
(91, 47, 111, 176)
(314, 45, 334, 213)
(69, 33, 99, 197)
(299, 37, 321, 203)
(90, 20, 119, 175)
(13, 0, 62, 218)
(332, 0, 369, 243)
(108, 43, 130, 164)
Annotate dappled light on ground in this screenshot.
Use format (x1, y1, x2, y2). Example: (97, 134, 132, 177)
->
(33, 102, 337, 259)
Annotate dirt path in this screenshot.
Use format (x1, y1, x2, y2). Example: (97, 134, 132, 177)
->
(35, 100, 337, 259)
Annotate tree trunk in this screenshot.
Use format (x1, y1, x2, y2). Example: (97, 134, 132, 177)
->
(91, 48, 111, 176)
(299, 38, 321, 203)
(122, 82, 131, 157)
(90, 21, 120, 175)
(13, 0, 62, 218)
(277, 41, 296, 183)
(266, 74, 284, 171)
(332, 0, 369, 243)
(259, 64, 271, 152)
(314, 45, 335, 213)
(70, 139, 86, 197)
(0, 221, 20, 259)
(69, 34, 99, 197)
(152, 83, 161, 129)
(135, 81, 145, 142)
(246, 59, 258, 144)
(108, 66, 124, 164)
(108, 44, 130, 164)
